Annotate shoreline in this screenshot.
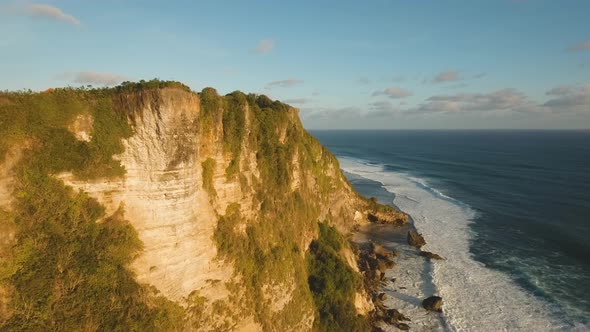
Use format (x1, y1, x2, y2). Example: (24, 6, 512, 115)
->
(342, 158, 577, 331)
(345, 171, 447, 331)
(353, 223, 447, 331)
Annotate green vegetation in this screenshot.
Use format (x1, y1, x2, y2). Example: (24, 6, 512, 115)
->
(0, 86, 132, 178)
(197, 88, 247, 179)
(249, 94, 294, 189)
(222, 91, 247, 179)
(306, 223, 369, 332)
(116, 79, 192, 93)
(201, 158, 217, 197)
(198, 87, 222, 133)
(0, 166, 183, 331)
(367, 197, 395, 213)
(0, 81, 367, 331)
(213, 197, 318, 330)
(0, 81, 190, 331)
(211, 90, 367, 330)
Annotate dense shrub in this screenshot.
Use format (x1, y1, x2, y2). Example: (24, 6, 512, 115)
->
(0, 82, 188, 331)
(222, 92, 247, 179)
(0, 167, 183, 331)
(307, 223, 369, 332)
(0, 81, 365, 331)
(116, 79, 192, 93)
(201, 158, 217, 197)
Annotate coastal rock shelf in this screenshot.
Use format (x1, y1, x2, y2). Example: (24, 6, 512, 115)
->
(353, 223, 447, 331)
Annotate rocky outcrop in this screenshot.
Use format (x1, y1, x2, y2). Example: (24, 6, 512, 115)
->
(370, 242, 397, 261)
(59, 89, 232, 304)
(1, 84, 408, 331)
(52, 86, 378, 330)
(422, 296, 443, 312)
(396, 322, 410, 330)
(407, 230, 426, 248)
(358, 242, 411, 331)
(367, 211, 408, 225)
(359, 245, 396, 283)
(373, 306, 411, 330)
(0, 144, 26, 211)
(420, 251, 444, 260)
(67, 113, 93, 142)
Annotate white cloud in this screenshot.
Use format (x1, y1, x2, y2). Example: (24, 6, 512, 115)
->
(26, 3, 80, 25)
(369, 101, 400, 117)
(546, 85, 573, 96)
(412, 89, 536, 113)
(265, 78, 303, 89)
(300, 106, 362, 120)
(255, 39, 275, 54)
(543, 85, 590, 112)
(433, 70, 461, 83)
(58, 71, 128, 86)
(301, 102, 400, 121)
(372, 87, 412, 99)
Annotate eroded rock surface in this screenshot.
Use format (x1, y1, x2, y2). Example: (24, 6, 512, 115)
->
(407, 230, 426, 248)
(422, 296, 443, 313)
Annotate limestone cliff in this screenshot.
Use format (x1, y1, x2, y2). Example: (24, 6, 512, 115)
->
(0, 82, 405, 331)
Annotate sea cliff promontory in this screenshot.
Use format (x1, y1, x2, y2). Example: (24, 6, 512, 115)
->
(0, 80, 407, 331)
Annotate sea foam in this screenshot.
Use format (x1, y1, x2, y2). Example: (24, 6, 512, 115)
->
(339, 157, 574, 332)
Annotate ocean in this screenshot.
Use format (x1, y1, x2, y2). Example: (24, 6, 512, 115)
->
(311, 130, 590, 331)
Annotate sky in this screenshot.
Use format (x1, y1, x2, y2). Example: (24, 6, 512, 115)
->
(0, 0, 589, 129)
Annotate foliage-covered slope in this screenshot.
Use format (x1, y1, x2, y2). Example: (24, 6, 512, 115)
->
(0, 80, 388, 331)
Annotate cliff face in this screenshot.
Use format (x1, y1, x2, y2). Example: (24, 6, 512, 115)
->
(58, 89, 230, 303)
(0, 83, 404, 330)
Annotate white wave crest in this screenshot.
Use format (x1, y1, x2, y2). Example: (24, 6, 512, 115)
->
(339, 157, 571, 332)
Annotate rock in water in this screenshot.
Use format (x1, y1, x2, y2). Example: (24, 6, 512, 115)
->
(396, 322, 410, 330)
(383, 309, 410, 324)
(377, 258, 395, 272)
(422, 296, 443, 312)
(419, 251, 444, 260)
(407, 230, 426, 248)
(370, 242, 397, 260)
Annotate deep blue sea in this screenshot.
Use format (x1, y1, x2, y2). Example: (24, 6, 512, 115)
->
(311, 130, 590, 330)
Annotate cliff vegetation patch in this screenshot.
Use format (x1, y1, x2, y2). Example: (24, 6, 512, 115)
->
(0, 80, 191, 331)
(306, 223, 370, 332)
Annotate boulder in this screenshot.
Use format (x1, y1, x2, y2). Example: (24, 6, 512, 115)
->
(396, 322, 410, 330)
(419, 251, 444, 260)
(422, 296, 443, 312)
(407, 230, 426, 248)
(365, 270, 382, 283)
(370, 242, 397, 260)
(377, 258, 395, 273)
(367, 211, 408, 225)
(366, 256, 380, 270)
(384, 309, 410, 324)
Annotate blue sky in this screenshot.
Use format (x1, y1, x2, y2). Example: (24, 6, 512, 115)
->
(1, 0, 589, 129)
